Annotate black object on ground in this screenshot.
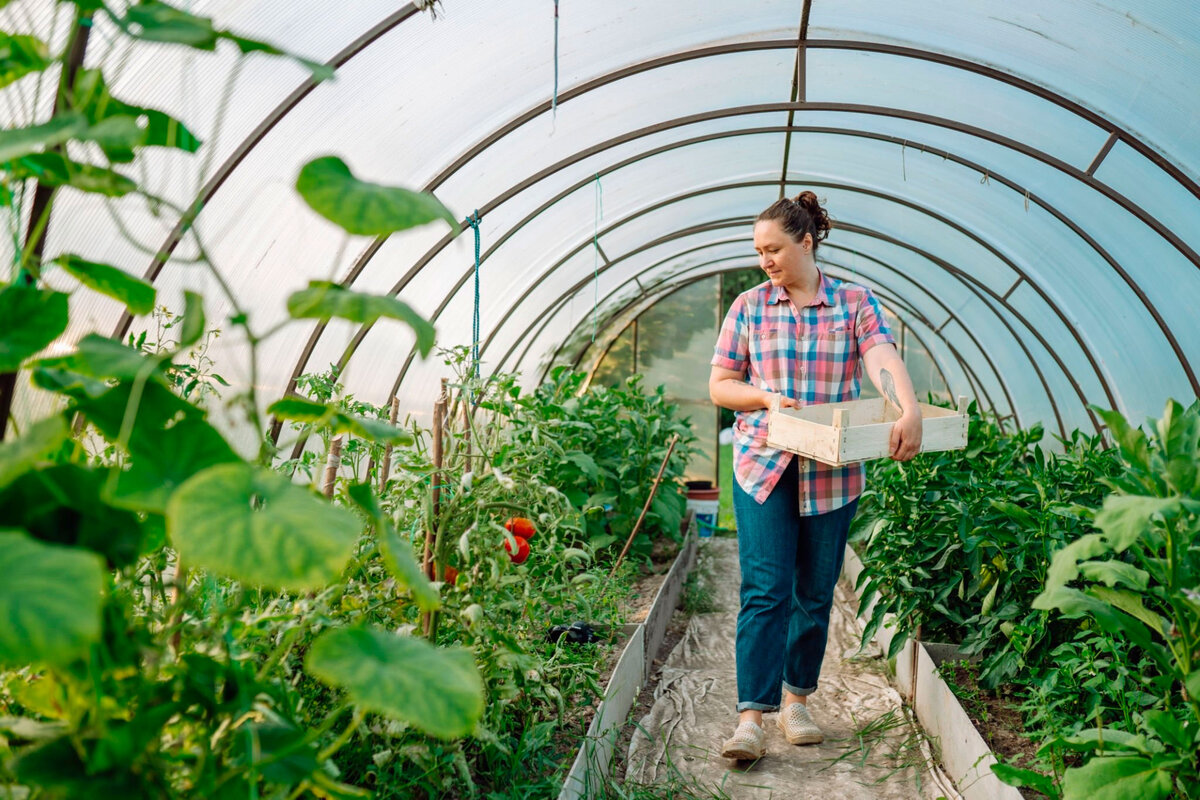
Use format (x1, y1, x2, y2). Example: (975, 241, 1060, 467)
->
(547, 621, 599, 644)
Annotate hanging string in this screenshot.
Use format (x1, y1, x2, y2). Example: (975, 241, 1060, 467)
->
(591, 174, 603, 342)
(551, 0, 560, 120)
(468, 210, 482, 377)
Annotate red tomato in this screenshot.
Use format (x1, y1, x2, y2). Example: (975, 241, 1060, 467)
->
(442, 566, 458, 584)
(504, 517, 537, 540)
(504, 536, 531, 564)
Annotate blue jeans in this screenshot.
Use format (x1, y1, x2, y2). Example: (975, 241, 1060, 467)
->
(732, 458, 858, 711)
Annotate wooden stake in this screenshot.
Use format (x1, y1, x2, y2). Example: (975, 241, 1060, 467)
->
(422, 381, 449, 637)
(378, 396, 400, 491)
(322, 436, 343, 498)
(609, 433, 680, 580)
(424, 380, 448, 581)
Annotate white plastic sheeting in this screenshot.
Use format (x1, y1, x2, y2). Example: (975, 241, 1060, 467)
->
(4, 0, 1198, 442)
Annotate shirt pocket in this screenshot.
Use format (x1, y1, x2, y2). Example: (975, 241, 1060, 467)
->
(814, 322, 854, 368)
(748, 327, 787, 384)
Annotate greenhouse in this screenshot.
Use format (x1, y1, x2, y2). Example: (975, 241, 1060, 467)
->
(1, 1, 1198, 798)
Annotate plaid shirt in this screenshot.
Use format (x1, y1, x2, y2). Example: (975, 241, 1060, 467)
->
(712, 272, 895, 515)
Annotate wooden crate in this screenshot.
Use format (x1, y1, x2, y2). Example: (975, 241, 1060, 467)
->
(767, 395, 969, 466)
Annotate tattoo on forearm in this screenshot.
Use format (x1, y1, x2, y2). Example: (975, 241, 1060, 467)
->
(880, 369, 903, 412)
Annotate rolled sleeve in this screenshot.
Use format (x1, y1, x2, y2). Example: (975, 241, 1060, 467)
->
(855, 287, 896, 355)
(711, 296, 749, 371)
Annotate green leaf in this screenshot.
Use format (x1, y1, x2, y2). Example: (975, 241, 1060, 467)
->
(0, 464, 145, 568)
(334, 412, 413, 446)
(79, 115, 148, 162)
(1089, 586, 1168, 637)
(167, 463, 359, 590)
(36, 333, 169, 384)
(1094, 495, 1181, 551)
(178, 290, 205, 348)
(111, 416, 240, 514)
(346, 483, 439, 612)
(267, 396, 328, 422)
(54, 254, 156, 315)
(287, 281, 435, 356)
(991, 763, 1057, 794)
(295, 156, 457, 236)
(0, 283, 68, 371)
(306, 628, 483, 739)
(72, 68, 200, 160)
(1077, 560, 1150, 591)
(1141, 711, 1191, 751)
(1061, 755, 1173, 800)
(1186, 669, 1200, 704)
(0, 530, 106, 667)
(1062, 728, 1159, 755)
(1095, 407, 1150, 470)
(0, 414, 69, 489)
(0, 112, 87, 162)
(1044, 534, 1109, 590)
(269, 396, 414, 446)
(30, 365, 109, 399)
(0, 31, 52, 90)
(8, 151, 137, 196)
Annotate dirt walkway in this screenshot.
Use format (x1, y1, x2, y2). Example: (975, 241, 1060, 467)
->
(625, 538, 956, 799)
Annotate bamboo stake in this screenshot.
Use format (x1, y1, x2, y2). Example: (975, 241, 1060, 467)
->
(322, 436, 343, 498)
(425, 380, 448, 579)
(378, 396, 400, 491)
(609, 433, 680, 580)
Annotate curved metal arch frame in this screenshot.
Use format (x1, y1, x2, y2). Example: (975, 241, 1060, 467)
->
(494, 214, 1105, 438)
(573, 275, 971, 413)
(543, 248, 1018, 426)
(121, 34, 1200, 398)
(567, 269, 995, 430)
(570, 269, 986, 421)
(417, 175, 1119, 423)
(541, 240, 1063, 438)
(571, 242, 1069, 439)
(305, 119, 1188, 423)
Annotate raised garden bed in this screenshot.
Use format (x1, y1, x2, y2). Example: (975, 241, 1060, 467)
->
(558, 514, 700, 800)
(843, 545, 1023, 800)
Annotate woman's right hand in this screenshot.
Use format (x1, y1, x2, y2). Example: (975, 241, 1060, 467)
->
(762, 390, 800, 410)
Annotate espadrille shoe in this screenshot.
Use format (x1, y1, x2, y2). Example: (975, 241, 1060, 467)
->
(776, 702, 823, 745)
(720, 720, 766, 760)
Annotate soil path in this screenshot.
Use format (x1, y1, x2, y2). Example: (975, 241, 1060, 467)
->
(625, 537, 956, 799)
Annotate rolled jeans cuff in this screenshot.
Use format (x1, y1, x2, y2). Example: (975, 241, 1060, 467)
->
(782, 679, 817, 697)
(736, 700, 780, 712)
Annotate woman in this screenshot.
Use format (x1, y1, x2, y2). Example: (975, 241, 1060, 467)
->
(709, 192, 922, 760)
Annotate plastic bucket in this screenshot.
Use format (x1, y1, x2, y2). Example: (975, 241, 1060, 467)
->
(686, 485, 721, 537)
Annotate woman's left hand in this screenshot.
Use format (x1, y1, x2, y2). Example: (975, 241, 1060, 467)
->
(889, 409, 923, 461)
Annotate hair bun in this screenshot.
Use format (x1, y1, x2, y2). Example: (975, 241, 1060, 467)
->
(792, 191, 831, 241)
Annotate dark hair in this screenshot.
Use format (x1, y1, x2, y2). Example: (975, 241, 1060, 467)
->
(756, 191, 832, 253)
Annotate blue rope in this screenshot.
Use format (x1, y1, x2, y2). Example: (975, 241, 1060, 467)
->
(592, 174, 602, 341)
(468, 210, 482, 376)
(552, 0, 560, 118)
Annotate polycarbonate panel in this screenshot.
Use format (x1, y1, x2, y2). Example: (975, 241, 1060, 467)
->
(488, 234, 754, 374)
(436, 48, 794, 216)
(809, 0, 1200, 180)
(1094, 141, 1200, 269)
(830, 231, 1110, 426)
(806, 48, 1110, 171)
